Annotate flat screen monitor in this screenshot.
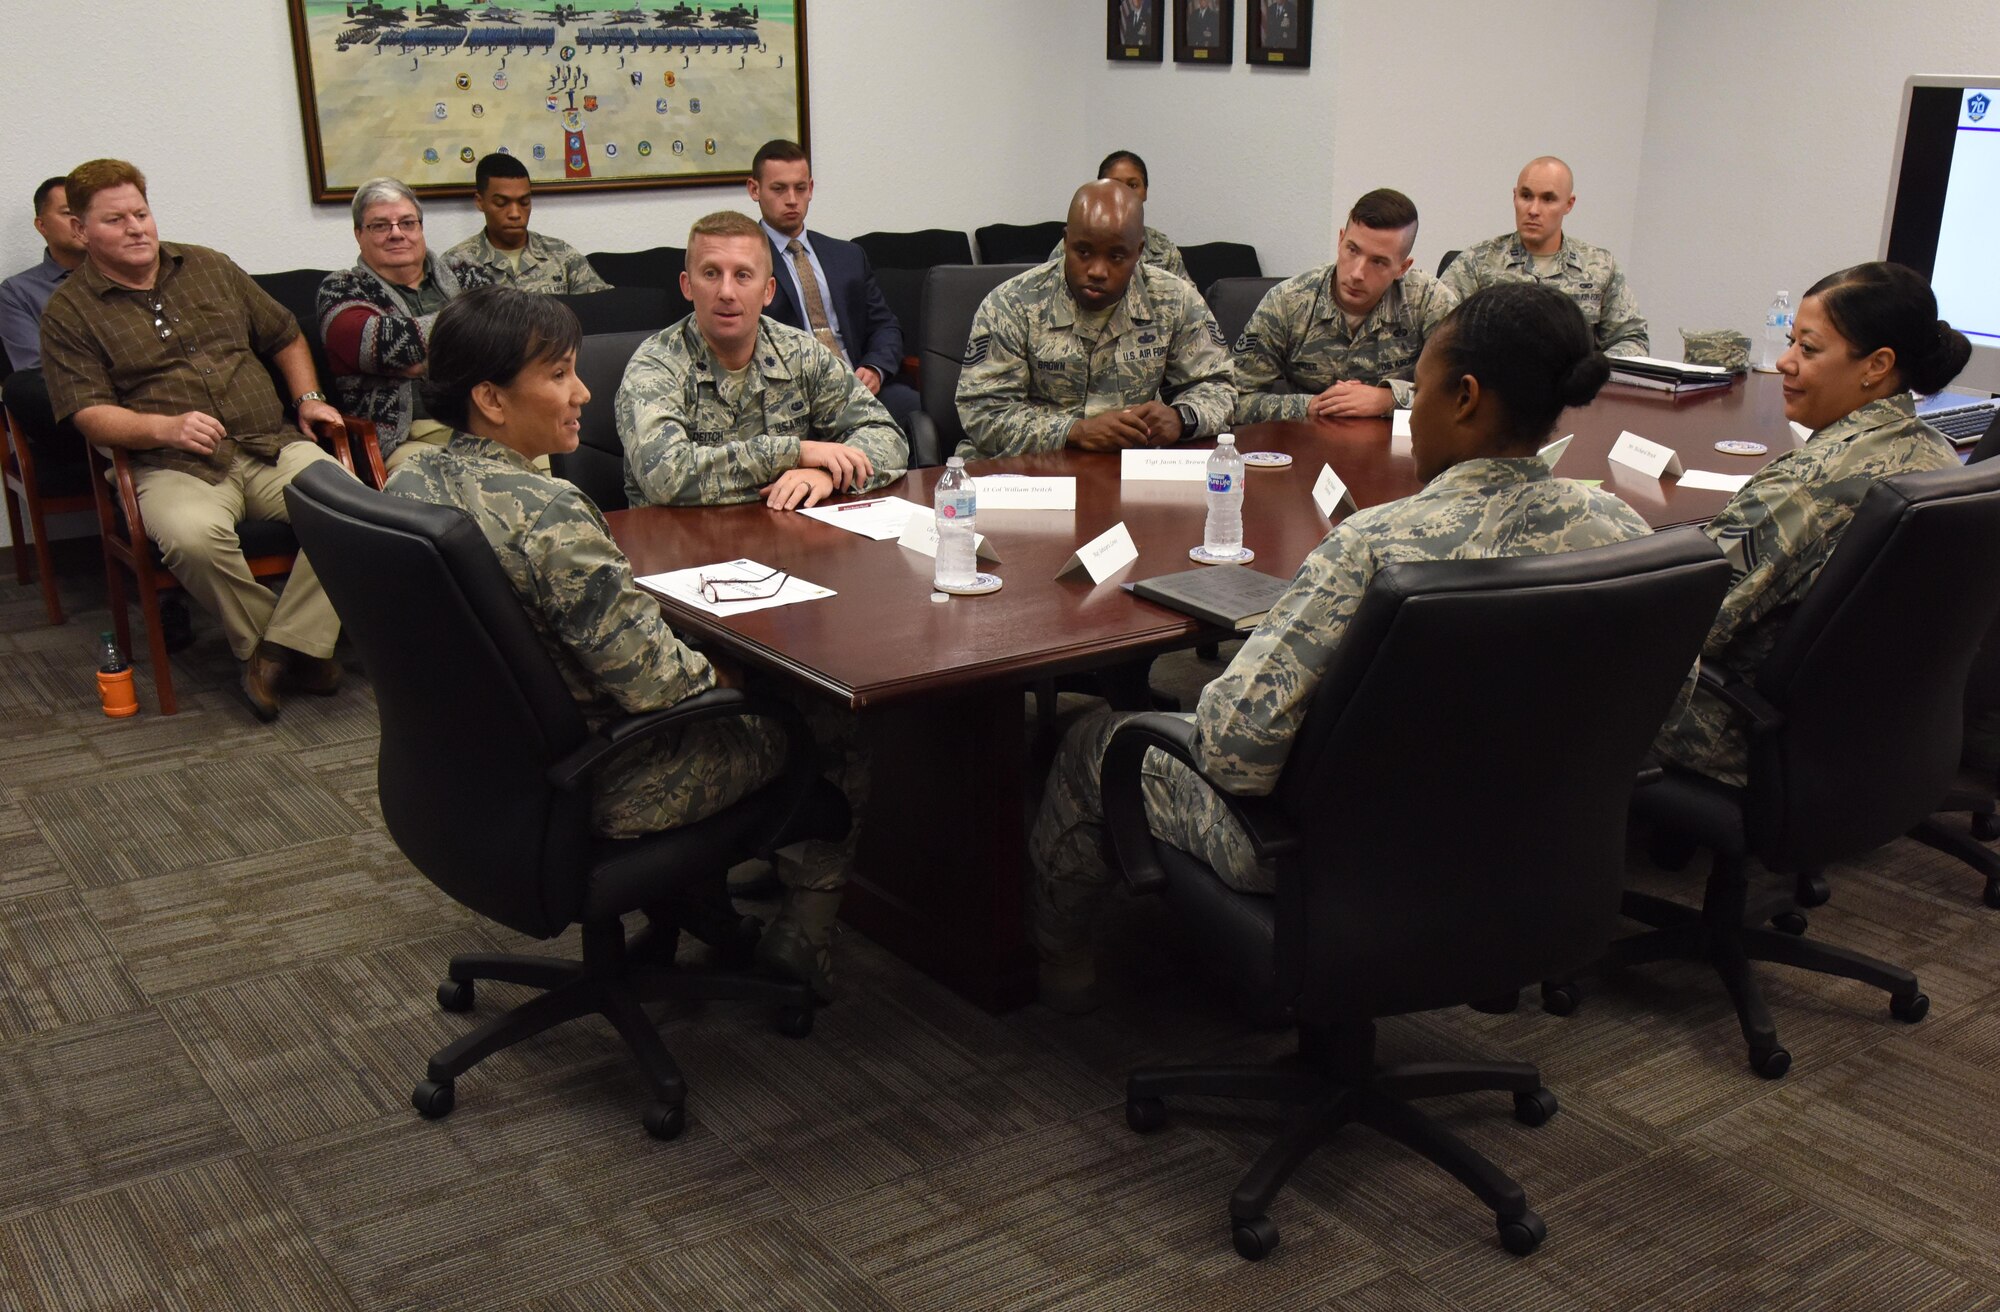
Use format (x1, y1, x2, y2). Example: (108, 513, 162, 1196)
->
(1880, 75, 2000, 397)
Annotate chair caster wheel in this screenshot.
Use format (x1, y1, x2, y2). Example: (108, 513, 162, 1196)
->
(436, 979, 474, 1012)
(1126, 1097, 1167, 1134)
(1540, 981, 1579, 1017)
(1749, 1045, 1792, 1079)
(1231, 1214, 1279, 1261)
(1973, 812, 2000, 843)
(1469, 991, 1520, 1014)
(776, 1006, 814, 1039)
(411, 1079, 455, 1119)
(1770, 911, 1809, 936)
(1497, 1209, 1546, 1256)
(642, 1101, 685, 1141)
(1891, 991, 1929, 1023)
(1794, 873, 1830, 908)
(1985, 878, 2000, 911)
(1513, 1087, 1559, 1128)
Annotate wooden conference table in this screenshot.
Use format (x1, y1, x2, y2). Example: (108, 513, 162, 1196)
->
(606, 372, 1803, 1010)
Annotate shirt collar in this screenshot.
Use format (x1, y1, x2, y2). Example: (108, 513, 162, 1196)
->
(80, 241, 181, 298)
(1810, 392, 1916, 444)
(476, 229, 544, 266)
(682, 315, 793, 383)
(1428, 455, 1556, 493)
(1316, 267, 1403, 334)
(1050, 260, 1153, 333)
(1501, 232, 1579, 272)
(761, 219, 810, 256)
(447, 429, 538, 471)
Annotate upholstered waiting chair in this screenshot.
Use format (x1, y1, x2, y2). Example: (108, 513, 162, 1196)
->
(1604, 459, 2000, 1078)
(904, 264, 1032, 467)
(283, 463, 845, 1139)
(2, 369, 95, 624)
(1102, 531, 1728, 1259)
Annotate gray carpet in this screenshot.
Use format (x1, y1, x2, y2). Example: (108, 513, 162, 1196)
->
(5, 559, 2000, 1311)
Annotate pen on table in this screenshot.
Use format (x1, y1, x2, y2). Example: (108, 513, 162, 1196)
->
(834, 497, 887, 512)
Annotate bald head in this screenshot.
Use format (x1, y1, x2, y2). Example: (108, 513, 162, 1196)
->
(1062, 178, 1147, 311)
(1512, 156, 1577, 255)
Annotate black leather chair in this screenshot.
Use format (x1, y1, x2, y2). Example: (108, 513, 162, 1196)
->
(905, 264, 1032, 467)
(554, 286, 679, 337)
(1204, 276, 1282, 351)
(1436, 248, 1462, 279)
(251, 268, 387, 483)
(974, 221, 1065, 265)
(283, 462, 846, 1139)
(1102, 531, 1729, 1259)
(585, 245, 687, 292)
(1181, 241, 1262, 294)
(852, 228, 974, 270)
(1605, 459, 2000, 1077)
(549, 328, 652, 512)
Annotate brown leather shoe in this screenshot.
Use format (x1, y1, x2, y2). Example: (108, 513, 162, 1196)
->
(239, 644, 285, 722)
(287, 655, 344, 696)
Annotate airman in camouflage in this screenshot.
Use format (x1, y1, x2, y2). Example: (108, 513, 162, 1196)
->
(616, 216, 907, 510)
(1045, 226, 1189, 283)
(443, 228, 610, 296)
(1654, 393, 1955, 785)
(958, 180, 1233, 460)
(1441, 157, 1649, 358)
(1233, 189, 1457, 422)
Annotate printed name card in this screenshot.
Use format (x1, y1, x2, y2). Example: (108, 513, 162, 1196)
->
(1120, 448, 1210, 481)
(1789, 420, 1813, 443)
(1055, 521, 1140, 583)
(1538, 434, 1574, 470)
(970, 476, 1077, 510)
(896, 511, 1001, 562)
(1312, 464, 1358, 518)
(1607, 430, 1685, 479)
(1391, 409, 1413, 438)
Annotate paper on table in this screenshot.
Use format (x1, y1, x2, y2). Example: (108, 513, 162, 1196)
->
(797, 496, 928, 540)
(1676, 469, 1753, 493)
(1790, 420, 1813, 442)
(1391, 409, 1412, 438)
(635, 558, 836, 616)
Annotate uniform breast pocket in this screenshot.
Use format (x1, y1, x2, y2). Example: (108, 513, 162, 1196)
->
(1570, 284, 1603, 317)
(1030, 352, 1083, 396)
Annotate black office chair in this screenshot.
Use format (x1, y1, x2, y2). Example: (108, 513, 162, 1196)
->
(1103, 531, 1729, 1259)
(905, 264, 1032, 467)
(1436, 249, 1462, 279)
(554, 285, 679, 336)
(1204, 276, 1282, 351)
(974, 221, 1065, 265)
(549, 328, 652, 512)
(1180, 241, 1262, 294)
(252, 268, 387, 482)
(853, 228, 974, 270)
(283, 463, 847, 1139)
(585, 245, 686, 291)
(1601, 459, 2000, 1077)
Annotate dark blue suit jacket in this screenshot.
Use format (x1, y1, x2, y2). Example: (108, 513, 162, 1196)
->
(764, 230, 904, 382)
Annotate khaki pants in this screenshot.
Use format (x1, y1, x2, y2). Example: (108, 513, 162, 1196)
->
(131, 443, 349, 661)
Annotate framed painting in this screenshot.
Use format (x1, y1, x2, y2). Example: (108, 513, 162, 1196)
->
(1107, 0, 1164, 62)
(1247, 0, 1310, 67)
(285, 0, 810, 201)
(1174, 0, 1231, 65)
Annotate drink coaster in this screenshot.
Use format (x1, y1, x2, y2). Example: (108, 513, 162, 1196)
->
(1714, 440, 1768, 456)
(1242, 451, 1293, 468)
(1189, 545, 1255, 565)
(935, 572, 1003, 595)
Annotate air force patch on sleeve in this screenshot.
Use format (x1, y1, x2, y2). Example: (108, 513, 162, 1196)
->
(963, 334, 991, 367)
(1207, 321, 1230, 349)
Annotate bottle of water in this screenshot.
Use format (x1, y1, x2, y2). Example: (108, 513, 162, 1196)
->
(96, 631, 129, 674)
(1758, 291, 1791, 372)
(95, 630, 138, 718)
(1204, 434, 1244, 558)
(933, 456, 977, 588)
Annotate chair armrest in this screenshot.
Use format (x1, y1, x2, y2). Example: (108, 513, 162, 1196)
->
(1100, 712, 1298, 895)
(341, 415, 387, 488)
(907, 410, 940, 469)
(107, 446, 145, 543)
(1696, 661, 1785, 737)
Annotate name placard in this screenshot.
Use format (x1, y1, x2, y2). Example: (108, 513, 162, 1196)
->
(971, 476, 1077, 510)
(1608, 430, 1685, 479)
(1789, 420, 1813, 443)
(1056, 521, 1139, 583)
(896, 510, 1002, 563)
(1538, 433, 1574, 470)
(1391, 409, 1413, 438)
(1120, 448, 1210, 481)
(1312, 464, 1357, 519)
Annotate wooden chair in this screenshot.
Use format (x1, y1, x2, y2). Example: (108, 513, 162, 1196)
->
(2, 370, 95, 624)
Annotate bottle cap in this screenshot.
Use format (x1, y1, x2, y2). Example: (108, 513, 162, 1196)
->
(1217, 433, 1235, 445)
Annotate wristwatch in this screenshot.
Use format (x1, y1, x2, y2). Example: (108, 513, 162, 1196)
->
(293, 390, 327, 409)
(1174, 403, 1198, 440)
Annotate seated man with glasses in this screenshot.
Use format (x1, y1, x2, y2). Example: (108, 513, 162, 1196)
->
(318, 177, 496, 473)
(38, 158, 353, 721)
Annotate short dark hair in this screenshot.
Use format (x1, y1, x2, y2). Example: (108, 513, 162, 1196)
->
(1348, 188, 1418, 235)
(1432, 283, 1609, 444)
(33, 177, 66, 215)
(474, 152, 530, 191)
(751, 138, 808, 181)
(1097, 150, 1148, 187)
(1805, 261, 1973, 397)
(420, 286, 582, 432)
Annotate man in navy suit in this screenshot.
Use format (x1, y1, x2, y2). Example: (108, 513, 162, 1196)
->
(746, 139, 919, 438)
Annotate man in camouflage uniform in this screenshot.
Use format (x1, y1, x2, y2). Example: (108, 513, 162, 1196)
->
(1441, 157, 1649, 357)
(1654, 391, 1955, 785)
(1233, 188, 1457, 423)
(443, 153, 609, 296)
(958, 179, 1232, 459)
(617, 210, 906, 509)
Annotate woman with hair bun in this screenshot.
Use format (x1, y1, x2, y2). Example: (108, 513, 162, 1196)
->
(1655, 261, 1970, 785)
(1027, 281, 1654, 1012)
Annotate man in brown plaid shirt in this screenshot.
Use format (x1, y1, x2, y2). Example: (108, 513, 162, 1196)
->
(39, 159, 352, 721)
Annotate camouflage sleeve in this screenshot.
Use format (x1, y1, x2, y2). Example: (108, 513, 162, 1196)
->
(615, 341, 802, 506)
(1230, 285, 1312, 425)
(1156, 240, 1189, 283)
(803, 346, 908, 493)
(1596, 263, 1649, 358)
(1701, 457, 1820, 658)
(523, 488, 716, 714)
(1383, 277, 1460, 408)
(563, 244, 611, 294)
(1164, 295, 1235, 439)
(1191, 525, 1378, 793)
(1438, 250, 1479, 303)
(955, 291, 1075, 459)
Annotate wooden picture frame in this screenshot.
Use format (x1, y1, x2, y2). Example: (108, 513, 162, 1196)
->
(1247, 0, 1311, 67)
(1107, 0, 1164, 62)
(1173, 0, 1232, 65)
(284, 0, 810, 202)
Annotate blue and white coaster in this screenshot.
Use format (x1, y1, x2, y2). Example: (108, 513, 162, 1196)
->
(1189, 545, 1255, 565)
(1714, 440, 1768, 456)
(1242, 451, 1293, 468)
(935, 572, 1003, 596)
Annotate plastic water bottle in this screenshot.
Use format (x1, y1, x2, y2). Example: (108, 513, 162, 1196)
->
(1204, 434, 1244, 558)
(933, 456, 977, 588)
(1758, 291, 1792, 372)
(95, 630, 138, 718)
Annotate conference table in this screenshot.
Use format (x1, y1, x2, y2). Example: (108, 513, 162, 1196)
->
(606, 371, 1803, 1010)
